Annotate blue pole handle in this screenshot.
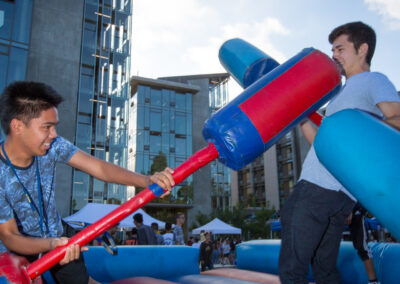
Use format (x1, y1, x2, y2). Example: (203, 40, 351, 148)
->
(149, 183, 165, 197)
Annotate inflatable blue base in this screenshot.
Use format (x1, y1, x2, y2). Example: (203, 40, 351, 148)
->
(236, 240, 400, 284)
(84, 246, 200, 283)
(80, 241, 400, 284)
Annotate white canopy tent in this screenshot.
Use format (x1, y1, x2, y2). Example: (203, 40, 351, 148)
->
(192, 218, 241, 235)
(63, 203, 166, 229)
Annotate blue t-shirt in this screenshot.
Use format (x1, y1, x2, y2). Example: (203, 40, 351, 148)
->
(173, 225, 184, 245)
(300, 72, 400, 200)
(0, 136, 78, 252)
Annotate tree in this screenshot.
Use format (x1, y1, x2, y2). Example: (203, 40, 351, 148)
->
(150, 151, 167, 175)
(135, 151, 168, 196)
(246, 206, 275, 239)
(189, 210, 213, 231)
(107, 197, 121, 205)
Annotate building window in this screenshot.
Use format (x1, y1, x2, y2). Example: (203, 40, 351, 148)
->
(0, 2, 13, 40)
(175, 113, 186, 135)
(175, 93, 185, 110)
(150, 109, 161, 132)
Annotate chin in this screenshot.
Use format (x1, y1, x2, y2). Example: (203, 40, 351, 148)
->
(38, 149, 49, 156)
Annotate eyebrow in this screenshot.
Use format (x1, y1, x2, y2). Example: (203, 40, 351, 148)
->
(331, 44, 343, 52)
(42, 121, 59, 126)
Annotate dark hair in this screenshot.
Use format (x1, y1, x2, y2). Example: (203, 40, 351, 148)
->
(328, 21, 376, 66)
(151, 222, 158, 230)
(165, 222, 172, 231)
(133, 213, 143, 223)
(0, 81, 63, 134)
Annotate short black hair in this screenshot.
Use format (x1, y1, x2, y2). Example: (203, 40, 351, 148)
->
(151, 222, 158, 230)
(133, 213, 143, 224)
(0, 81, 63, 134)
(328, 21, 376, 66)
(165, 222, 172, 231)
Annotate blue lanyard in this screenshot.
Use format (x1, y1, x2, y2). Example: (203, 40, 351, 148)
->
(1, 142, 49, 237)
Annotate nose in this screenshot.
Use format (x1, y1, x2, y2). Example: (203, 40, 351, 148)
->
(332, 50, 339, 61)
(50, 126, 58, 138)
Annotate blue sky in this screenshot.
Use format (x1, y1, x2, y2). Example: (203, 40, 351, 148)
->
(131, 0, 400, 97)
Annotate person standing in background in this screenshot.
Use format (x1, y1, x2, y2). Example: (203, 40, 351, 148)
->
(133, 213, 157, 245)
(173, 212, 185, 245)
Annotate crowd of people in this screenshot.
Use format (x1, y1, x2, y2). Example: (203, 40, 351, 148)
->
(92, 212, 186, 246)
(89, 212, 242, 273)
(190, 231, 242, 272)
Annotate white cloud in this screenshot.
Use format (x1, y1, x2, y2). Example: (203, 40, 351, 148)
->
(220, 17, 291, 63)
(365, 0, 400, 29)
(132, 0, 220, 76)
(131, 1, 291, 79)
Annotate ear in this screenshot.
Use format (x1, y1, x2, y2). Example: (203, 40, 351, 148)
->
(358, 43, 369, 59)
(9, 118, 25, 135)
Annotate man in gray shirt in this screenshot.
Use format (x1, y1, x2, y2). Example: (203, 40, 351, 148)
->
(133, 213, 157, 245)
(278, 21, 400, 284)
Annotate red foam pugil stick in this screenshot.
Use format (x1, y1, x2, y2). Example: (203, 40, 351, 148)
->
(25, 143, 219, 281)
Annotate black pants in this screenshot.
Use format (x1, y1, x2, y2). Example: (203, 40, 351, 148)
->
(201, 261, 214, 271)
(349, 212, 372, 261)
(24, 253, 89, 284)
(278, 180, 355, 284)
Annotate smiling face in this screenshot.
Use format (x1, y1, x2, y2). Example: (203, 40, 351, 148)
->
(18, 107, 59, 157)
(331, 34, 369, 78)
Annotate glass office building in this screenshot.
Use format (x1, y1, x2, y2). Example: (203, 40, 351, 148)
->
(129, 77, 197, 204)
(71, 0, 132, 211)
(0, 0, 33, 138)
(130, 74, 232, 228)
(208, 78, 232, 210)
(0, 0, 132, 216)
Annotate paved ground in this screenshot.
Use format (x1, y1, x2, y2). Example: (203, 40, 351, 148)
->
(213, 264, 237, 269)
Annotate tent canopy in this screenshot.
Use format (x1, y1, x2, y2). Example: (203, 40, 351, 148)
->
(63, 203, 165, 229)
(192, 218, 241, 235)
(271, 220, 281, 231)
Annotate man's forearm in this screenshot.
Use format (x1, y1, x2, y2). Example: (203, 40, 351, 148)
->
(386, 116, 400, 131)
(97, 161, 150, 188)
(300, 121, 318, 145)
(68, 151, 150, 188)
(2, 233, 52, 255)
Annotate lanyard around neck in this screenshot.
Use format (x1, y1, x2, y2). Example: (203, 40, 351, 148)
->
(1, 142, 49, 237)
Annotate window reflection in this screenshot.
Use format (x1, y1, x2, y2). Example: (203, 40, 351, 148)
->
(0, 53, 8, 91)
(175, 113, 186, 134)
(7, 47, 27, 85)
(175, 93, 185, 110)
(73, 0, 131, 208)
(0, 2, 13, 40)
(12, 0, 32, 43)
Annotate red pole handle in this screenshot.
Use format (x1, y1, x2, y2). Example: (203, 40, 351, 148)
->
(26, 143, 219, 280)
(308, 112, 324, 126)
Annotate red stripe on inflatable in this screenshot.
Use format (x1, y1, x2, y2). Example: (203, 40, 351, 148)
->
(239, 50, 339, 143)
